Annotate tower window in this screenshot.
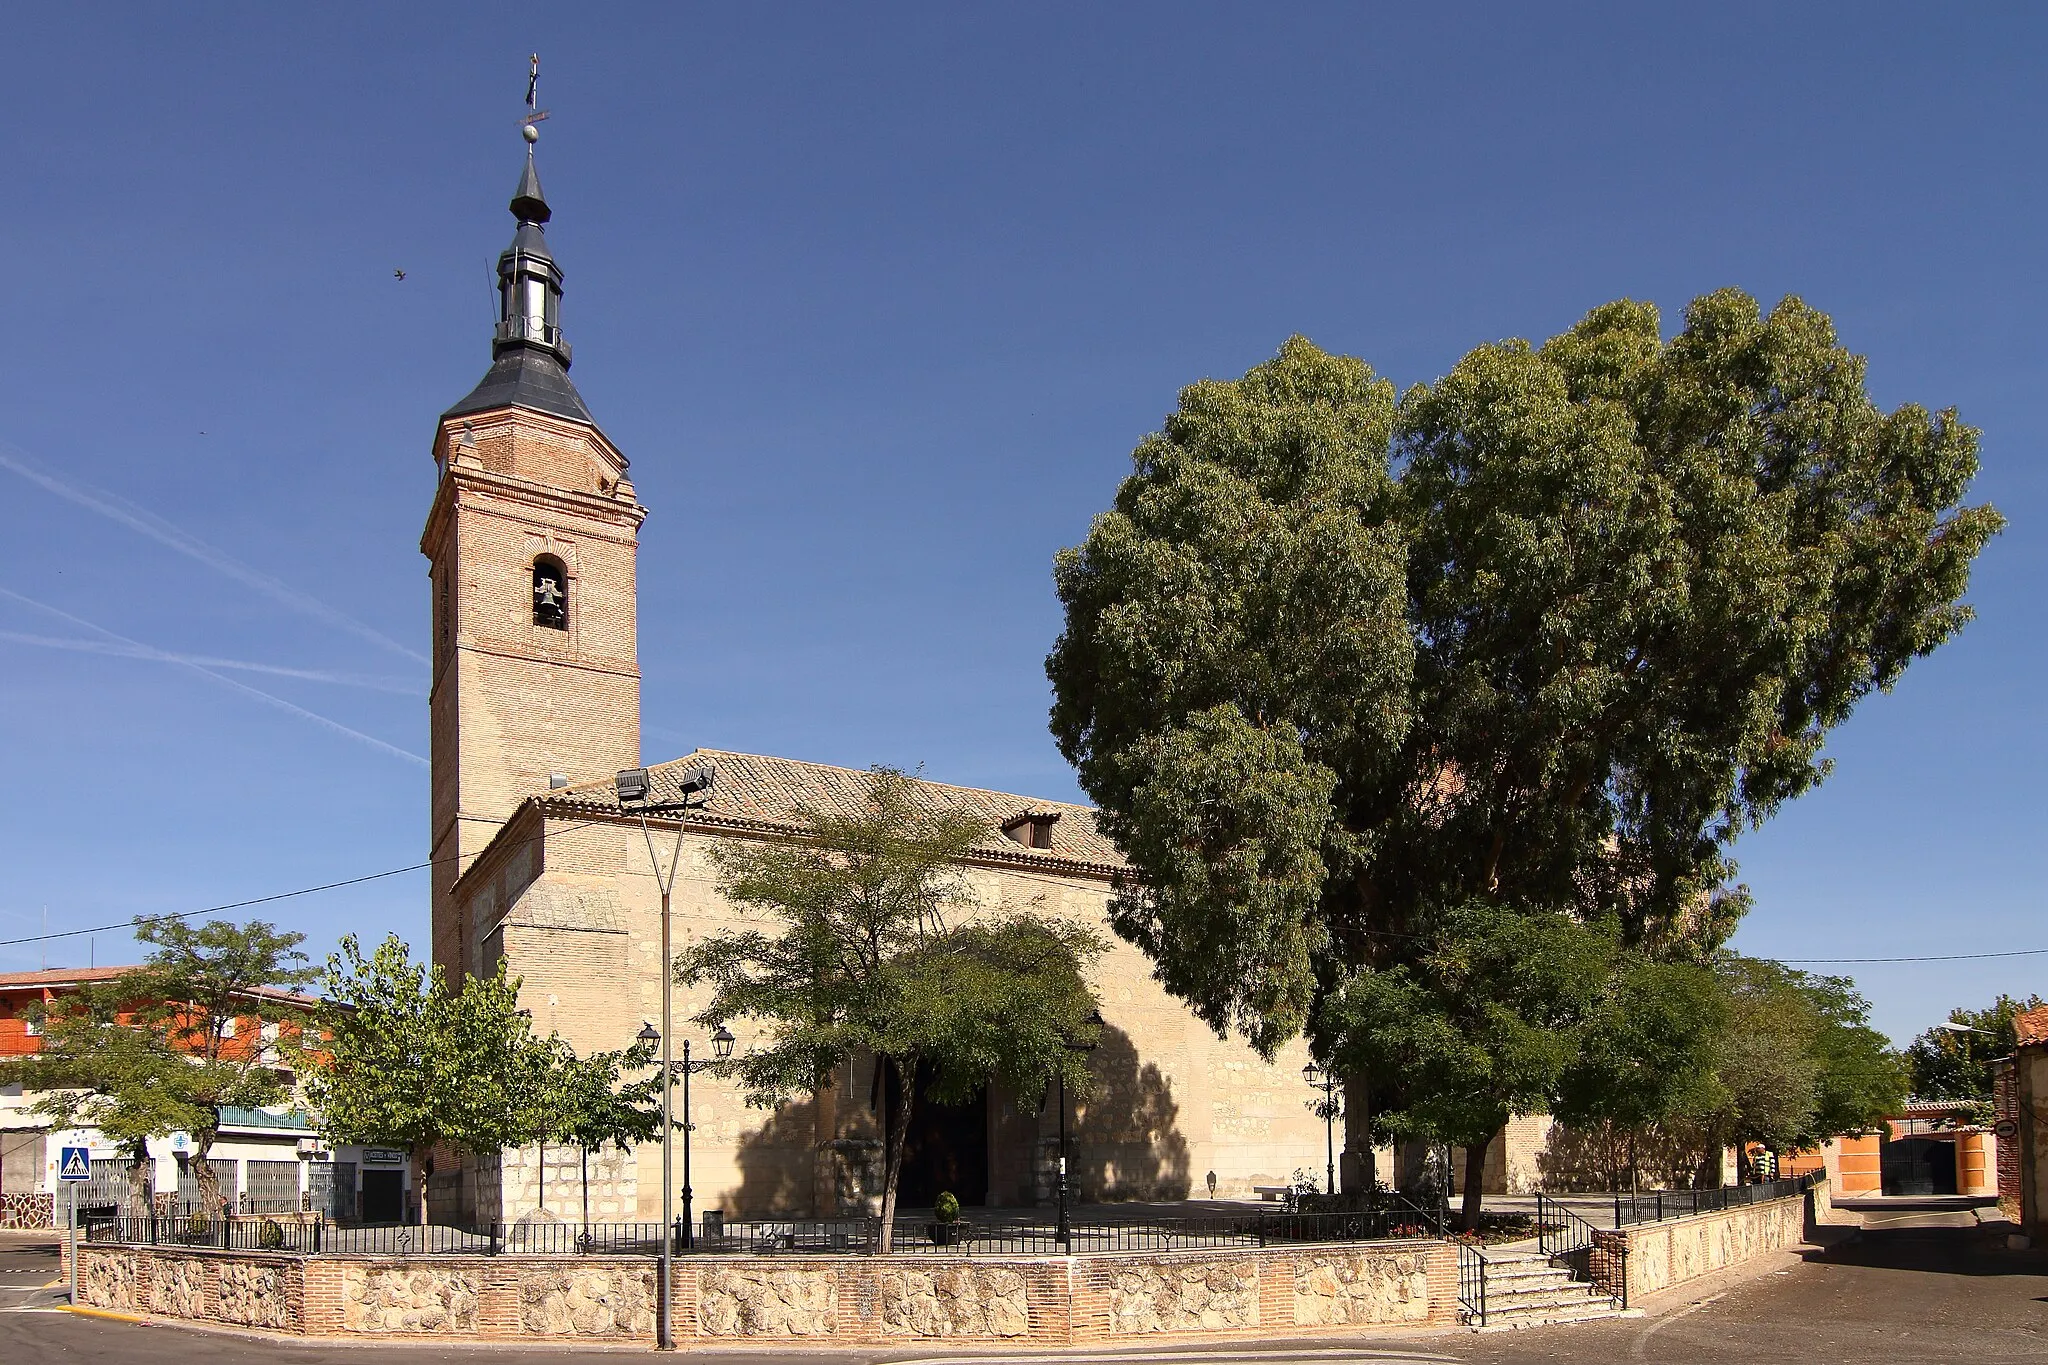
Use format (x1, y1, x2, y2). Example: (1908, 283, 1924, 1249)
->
(532, 556, 568, 630)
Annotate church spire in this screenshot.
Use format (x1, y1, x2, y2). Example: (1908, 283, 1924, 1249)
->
(493, 119, 568, 366)
(442, 59, 595, 427)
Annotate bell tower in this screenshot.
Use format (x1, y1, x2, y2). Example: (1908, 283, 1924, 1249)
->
(423, 120, 645, 977)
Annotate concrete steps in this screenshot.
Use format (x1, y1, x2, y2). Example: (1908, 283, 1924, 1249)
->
(1467, 1250, 1634, 1330)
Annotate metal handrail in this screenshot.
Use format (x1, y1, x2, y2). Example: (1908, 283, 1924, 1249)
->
(1456, 1242, 1490, 1326)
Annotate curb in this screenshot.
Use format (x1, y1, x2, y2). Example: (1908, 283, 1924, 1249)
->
(62, 1304, 149, 1324)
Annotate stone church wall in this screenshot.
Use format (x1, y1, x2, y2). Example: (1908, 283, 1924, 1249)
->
(453, 813, 1330, 1222)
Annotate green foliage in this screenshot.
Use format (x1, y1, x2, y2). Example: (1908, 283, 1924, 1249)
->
(0, 916, 317, 1214)
(1048, 338, 1412, 1051)
(1904, 994, 2045, 1099)
(1586, 956, 1907, 1183)
(933, 1191, 960, 1222)
(306, 934, 557, 1223)
(1317, 902, 1612, 1224)
(680, 767, 1106, 1247)
(1050, 293, 2001, 1041)
(544, 1037, 664, 1157)
(1555, 958, 1728, 1134)
(1050, 293, 1998, 1208)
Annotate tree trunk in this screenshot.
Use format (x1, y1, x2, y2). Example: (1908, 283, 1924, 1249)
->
(581, 1146, 591, 1233)
(124, 1139, 153, 1219)
(190, 1128, 226, 1217)
(814, 1068, 840, 1217)
(1460, 1134, 1490, 1231)
(415, 1147, 432, 1226)
(876, 1058, 918, 1254)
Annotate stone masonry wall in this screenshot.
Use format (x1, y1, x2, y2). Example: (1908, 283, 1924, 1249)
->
(1597, 1181, 1817, 1303)
(1, 1191, 54, 1229)
(69, 1239, 1458, 1344)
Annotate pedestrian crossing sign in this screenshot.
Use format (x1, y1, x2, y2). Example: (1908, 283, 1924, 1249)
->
(58, 1146, 91, 1181)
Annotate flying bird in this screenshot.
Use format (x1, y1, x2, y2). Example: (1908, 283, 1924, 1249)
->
(393, 269, 407, 280)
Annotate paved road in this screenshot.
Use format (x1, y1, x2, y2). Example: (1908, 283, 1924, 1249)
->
(4, 1202, 2043, 1363)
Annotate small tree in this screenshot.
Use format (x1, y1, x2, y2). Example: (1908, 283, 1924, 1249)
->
(545, 1037, 664, 1231)
(307, 934, 556, 1225)
(1318, 902, 1610, 1228)
(680, 767, 1106, 1250)
(1905, 994, 2046, 1100)
(0, 917, 317, 1216)
(1552, 958, 1728, 1190)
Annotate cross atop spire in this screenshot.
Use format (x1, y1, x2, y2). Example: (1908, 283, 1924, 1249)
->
(440, 55, 595, 426)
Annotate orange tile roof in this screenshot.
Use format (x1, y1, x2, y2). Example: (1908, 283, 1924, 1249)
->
(2015, 1005, 2048, 1048)
(0, 965, 321, 1009)
(538, 748, 1127, 876)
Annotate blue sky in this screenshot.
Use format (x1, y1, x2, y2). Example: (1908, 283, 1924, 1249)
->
(1, 5, 2039, 1047)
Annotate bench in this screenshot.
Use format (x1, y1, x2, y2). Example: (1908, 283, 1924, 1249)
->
(1253, 1185, 1290, 1202)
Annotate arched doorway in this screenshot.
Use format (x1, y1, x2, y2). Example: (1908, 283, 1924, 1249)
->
(882, 1062, 988, 1208)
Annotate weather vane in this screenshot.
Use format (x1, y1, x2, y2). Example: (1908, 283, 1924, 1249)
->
(522, 53, 549, 144)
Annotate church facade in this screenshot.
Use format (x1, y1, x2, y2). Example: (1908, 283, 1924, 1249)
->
(425, 137, 1327, 1224)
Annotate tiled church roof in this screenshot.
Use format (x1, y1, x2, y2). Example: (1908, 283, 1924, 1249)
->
(537, 749, 1127, 876)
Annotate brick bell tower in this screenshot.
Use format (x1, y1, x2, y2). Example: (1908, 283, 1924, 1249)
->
(423, 123, 645, 977)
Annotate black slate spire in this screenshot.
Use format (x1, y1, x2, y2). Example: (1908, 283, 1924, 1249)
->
(443, 121, 596, 427)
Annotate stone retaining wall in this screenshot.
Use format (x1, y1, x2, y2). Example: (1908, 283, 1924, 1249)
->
(1, 1191, 54, 1229)
(69, 1239, 1456, 1344)
(1590, 1177, 1823, 1304)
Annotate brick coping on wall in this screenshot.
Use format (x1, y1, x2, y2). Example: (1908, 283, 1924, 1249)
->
(67, 1236, 1459, 1346)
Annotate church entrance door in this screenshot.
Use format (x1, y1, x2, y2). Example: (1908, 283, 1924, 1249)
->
(883, 1062, 988, 1208)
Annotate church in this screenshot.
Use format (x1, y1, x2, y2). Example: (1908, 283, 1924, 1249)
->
(423, 130, 1328, 1224)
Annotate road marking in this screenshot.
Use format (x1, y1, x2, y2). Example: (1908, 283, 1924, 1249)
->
(62, 1304, 148, 1323)
(882, 1352, 1458, 1365)
(1628, 1290, 1725, 1360)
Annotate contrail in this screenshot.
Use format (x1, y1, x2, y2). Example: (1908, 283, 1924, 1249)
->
(0, 441, 427, 666)
(0, 630, 423, 696)
(0, 588, 427, 769)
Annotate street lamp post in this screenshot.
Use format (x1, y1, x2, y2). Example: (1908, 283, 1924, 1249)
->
(1055, 1010, 1105, 1250)
(617, 762, 715, 1352)
(1303, 1062, 1339, 1195)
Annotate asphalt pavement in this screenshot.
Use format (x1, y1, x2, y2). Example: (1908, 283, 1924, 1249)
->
(4, 1200, 2042, 1364)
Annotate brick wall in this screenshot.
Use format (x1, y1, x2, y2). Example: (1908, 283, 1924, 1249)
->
(1994, 1058, 2020, 1220)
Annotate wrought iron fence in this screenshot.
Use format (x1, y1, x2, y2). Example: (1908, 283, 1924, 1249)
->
(82, 1207, 1444, 1258)
(84, 1215, 329, 1254)
(1611, 1172, 1816, 1227)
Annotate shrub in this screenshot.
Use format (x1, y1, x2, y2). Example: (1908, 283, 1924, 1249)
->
(933, 1191, 960, 1223)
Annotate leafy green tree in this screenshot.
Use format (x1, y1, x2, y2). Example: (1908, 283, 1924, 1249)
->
(1905, 994, 2045, 1099)
(543, 1037, 664, 1229)
(679, 767, 1106, 1250)
(1552, 958, 1728, 1188)
(307, 934, 556, 1225)
(1692, 957, 1904, 1175)
(0, 917, 317, 1215)
(1318, 903, 1610, 1226)
(1049, 294, 1999, 1208)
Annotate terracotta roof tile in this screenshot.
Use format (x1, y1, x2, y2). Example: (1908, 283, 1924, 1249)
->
(2015, 1005, 2048, 1048)
(0, 966, 321, 1009)
(539, 749, 1126, 875)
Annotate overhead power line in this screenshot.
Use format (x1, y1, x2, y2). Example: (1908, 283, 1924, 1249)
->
(0, 819, 604, 950)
